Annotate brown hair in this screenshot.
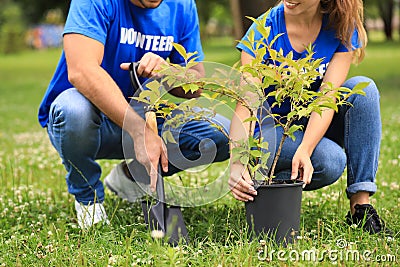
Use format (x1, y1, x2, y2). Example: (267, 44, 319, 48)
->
(320, 0, 367, 63)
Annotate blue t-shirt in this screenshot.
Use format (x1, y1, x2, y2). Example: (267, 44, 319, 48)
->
(236, 3, 360, 116)
(38, 0, 204, 127)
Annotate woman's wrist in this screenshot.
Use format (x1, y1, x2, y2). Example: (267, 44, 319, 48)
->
(297, 142, 314, 156)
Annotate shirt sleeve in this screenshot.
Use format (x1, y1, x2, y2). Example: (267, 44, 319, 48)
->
(168, 0, 204, 64)
(63, 0, 114, 45)
(336, 28, 361, 52)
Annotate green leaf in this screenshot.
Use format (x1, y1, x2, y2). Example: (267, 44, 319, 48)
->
(172, 43, 187, 61)
(286, 125, 303, 140)
(269, 49, 277, 60)
(269, 33, 284, 47)
(257, 141, 269, 150)
(250, 150, 262, 158)
(243, 117, 258, 123)
(186, 60, 199, 69)
(138, 90, 155, 101)
(250, 164, 261, 174)
(186, 51, 198, 61)
(260, 152, 271, 163)
(182, 83, 199, 93)
(239, 154, 250, 165)
(351, 82, 369, 95)
(146, 80, 161, 91)
(319, 102, 339, 112)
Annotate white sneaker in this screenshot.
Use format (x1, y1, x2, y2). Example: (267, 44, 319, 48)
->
(104, 161, 151, 203)
(75, 201, 109, 229)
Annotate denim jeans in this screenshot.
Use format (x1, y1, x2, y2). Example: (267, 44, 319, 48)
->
(46, 88, 230, 204)
(260, 76, 381, 198)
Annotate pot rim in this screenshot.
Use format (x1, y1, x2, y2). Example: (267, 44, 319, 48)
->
(253, 179, 304, 189)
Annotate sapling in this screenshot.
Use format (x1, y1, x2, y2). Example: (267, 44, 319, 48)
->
(135, 12, 367, 185)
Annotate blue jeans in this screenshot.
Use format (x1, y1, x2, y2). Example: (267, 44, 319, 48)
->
(260, 76, 381, 198)
(46, 88, 230, 204)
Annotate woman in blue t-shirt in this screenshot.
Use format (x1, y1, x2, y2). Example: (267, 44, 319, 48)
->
(230, 0, 390, 235)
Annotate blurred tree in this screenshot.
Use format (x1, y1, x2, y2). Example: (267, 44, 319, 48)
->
(13, 0, 70, 24)
(0, 0, 27, 53)
(197, 0, 230, 26)
(196, 0, 232, 37)
(365, 0, 395, 40)
(364, 0, 381, 19)
(229, 0, 278, 40)
(378, 0, 395, 40)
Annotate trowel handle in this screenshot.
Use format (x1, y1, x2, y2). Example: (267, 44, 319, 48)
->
(145, 111, 158, 134)
(130, 61, 165, 203)
(129, 62, 141, 91)
(145, 111, 165, 203)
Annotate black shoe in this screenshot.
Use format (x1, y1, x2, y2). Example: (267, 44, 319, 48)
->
(345, 204, 392, 236)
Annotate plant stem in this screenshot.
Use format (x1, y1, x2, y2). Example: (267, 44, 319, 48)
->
(269, 118, 293, 184)
(255, 107, 264, 181)
(248, 110, 256, 180)
(269, 133, 286, 184)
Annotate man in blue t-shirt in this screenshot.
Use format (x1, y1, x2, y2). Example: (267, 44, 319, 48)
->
(38, 0, 229, 229)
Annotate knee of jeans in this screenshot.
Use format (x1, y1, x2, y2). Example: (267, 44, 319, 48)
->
(50, 89, 100, 130)
(212, 114, 231, 134)
(215, 141, 230, 162)
(346, 76, 379, 102)
(363, 80, 379, 102)
(200, 131, 229, 150)
(313, 148, 346, 185)
(199, 132, 229, 162)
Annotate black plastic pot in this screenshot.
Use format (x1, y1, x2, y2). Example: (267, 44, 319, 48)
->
(245, 180, 303, 245)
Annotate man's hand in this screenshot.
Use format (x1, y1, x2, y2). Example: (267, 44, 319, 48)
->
(121, 53, 205, 99)
(120, 52, 167, 78)
(121, 53, 169, 191)
(130, 124, 168, 192)
(229, 162, 257, 202)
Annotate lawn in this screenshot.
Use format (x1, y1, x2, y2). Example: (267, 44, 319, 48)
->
(0, 37, 399, 266)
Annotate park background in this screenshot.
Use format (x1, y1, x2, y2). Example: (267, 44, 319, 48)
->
(0, 0, 399, 266)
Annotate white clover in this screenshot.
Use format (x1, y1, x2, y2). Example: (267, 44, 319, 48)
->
(150, 230, 165, 239)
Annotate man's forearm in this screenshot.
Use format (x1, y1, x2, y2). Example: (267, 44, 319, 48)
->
(69, 64, 145, 137)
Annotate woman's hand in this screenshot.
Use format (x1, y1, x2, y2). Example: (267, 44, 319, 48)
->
(291, 144, 313, 186)
(229, 162, 258, 202)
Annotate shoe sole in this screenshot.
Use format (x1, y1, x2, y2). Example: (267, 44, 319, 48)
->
(104, 177, 144, 203)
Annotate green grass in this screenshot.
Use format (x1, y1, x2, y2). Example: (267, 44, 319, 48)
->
(0, 39, 399, 266)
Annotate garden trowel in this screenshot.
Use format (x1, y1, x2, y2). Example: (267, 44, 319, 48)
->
(129, 62, 189, 246)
